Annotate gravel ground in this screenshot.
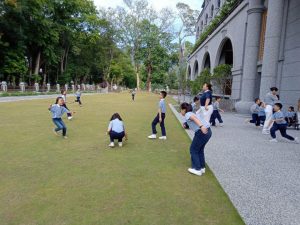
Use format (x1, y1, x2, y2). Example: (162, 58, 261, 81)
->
(169, 103, 300, 225)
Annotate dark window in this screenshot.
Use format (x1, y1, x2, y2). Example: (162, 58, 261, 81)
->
(211, 5, 214, 17)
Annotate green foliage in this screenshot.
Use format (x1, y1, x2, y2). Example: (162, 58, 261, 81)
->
(212, 64, 232, 95)
(192, 0, 239, 54)
(0, 0, 136, 87)
(190, 68, 212, 95)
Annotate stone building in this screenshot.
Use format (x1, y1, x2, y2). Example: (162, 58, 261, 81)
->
(187, 0, 300, 113)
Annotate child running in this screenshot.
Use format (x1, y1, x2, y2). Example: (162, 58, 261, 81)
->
(267, 103, 299, 143)
(60, 90, 73, 120)
(148, 91, 167, 140)
(107, 113, 127, 148)
(181, 102, 212, 176)
(75, 89, 82, 106)
(210, 96, 224, 127)
(49, 97, 72, 139)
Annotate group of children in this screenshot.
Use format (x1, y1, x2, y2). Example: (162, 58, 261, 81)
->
(247, 87, 299, 144)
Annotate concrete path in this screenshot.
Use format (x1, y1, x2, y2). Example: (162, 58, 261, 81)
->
(0, 93, 101, 103)
(169, 103, 300, 225)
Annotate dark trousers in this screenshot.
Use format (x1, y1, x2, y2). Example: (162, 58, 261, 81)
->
(109, 131, 125, 142)
(190, 128, 212, 170)
(250, 113, 260, 126)
(152, 113, 166, 136)
(270, 123, 294, 140)
(210, 110, 223, 126)
(259, 116, 266, 125)
(52, 118, 67, 136)
(75, 97, 82, 105)
(132, 94, 135, 101)
(62, 103, 72, 117)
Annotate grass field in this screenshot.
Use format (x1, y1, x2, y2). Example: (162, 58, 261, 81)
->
(0, 92, 244, 225)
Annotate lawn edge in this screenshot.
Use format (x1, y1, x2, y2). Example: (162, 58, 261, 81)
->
(168, 102, 246, 225)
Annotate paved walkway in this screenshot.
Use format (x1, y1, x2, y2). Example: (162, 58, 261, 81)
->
(0, 93, 101, 103)
(169, 103, 300, 225)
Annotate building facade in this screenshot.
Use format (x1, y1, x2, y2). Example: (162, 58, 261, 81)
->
(188, 0, 300, 113)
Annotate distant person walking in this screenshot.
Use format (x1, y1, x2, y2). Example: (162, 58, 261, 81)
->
(197, 83, 213, 124)
(262, 87, 279, 134)
(131, 89, 136, 101)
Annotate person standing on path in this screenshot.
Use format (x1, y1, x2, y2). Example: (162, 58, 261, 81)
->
(197, 83, 213, 124)
(262, 87, 279, 134)
(210, 96, 224, 127)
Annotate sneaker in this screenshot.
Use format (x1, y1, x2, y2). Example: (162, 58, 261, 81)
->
(63, 136, 68, 139)
(148, 134, 157, 139)
(294, 137, 299, 144)
(188, 168, 202, 176)
(118, 142, 123, 147)
(159, 136, 167, 140)
(68, 116, 73, 120)
(262, 130, 270, 135)
(53, 129, 59, 136)
(109, 142, 115, 147)
(219, 123, 223, 127)
(201, 168, 206, 174)
(270, 139, 278, 143)
(260, 124, 264, 127)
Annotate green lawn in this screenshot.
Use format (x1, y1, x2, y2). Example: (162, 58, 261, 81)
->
(0, 92, 244, 225)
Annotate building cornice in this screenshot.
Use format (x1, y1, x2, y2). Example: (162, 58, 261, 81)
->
(188, 0, 248, 62)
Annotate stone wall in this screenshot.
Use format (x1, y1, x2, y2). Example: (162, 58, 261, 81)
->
(279, 0, 300, 108)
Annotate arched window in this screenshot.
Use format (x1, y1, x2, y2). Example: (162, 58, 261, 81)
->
(201, 21, 203, 31)
(217, 0, 221, 8)
(196, 26, 200, 38)
(211, 5, 214, 17)
(205, 14, 208, 24)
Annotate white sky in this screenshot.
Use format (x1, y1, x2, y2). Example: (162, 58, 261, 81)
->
(93, 0, 203, 11)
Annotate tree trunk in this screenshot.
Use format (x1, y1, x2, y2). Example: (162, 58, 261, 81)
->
(34, 51, 41, 75)
(146, 65, 152, 92)
(64, 46, 70, 72)
(28, 56, 32, 85)
(136, 66, 140, 91)
(43, 73, 47, 87)
(60, 48, 67, 75)
(110, 78, 114, 91)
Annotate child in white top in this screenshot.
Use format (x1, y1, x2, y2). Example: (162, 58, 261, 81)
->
(107, 113, 128, 148)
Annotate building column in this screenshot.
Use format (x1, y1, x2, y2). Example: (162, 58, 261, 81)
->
(259, 0, 284, 99)
(235, 0, 264, 114)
